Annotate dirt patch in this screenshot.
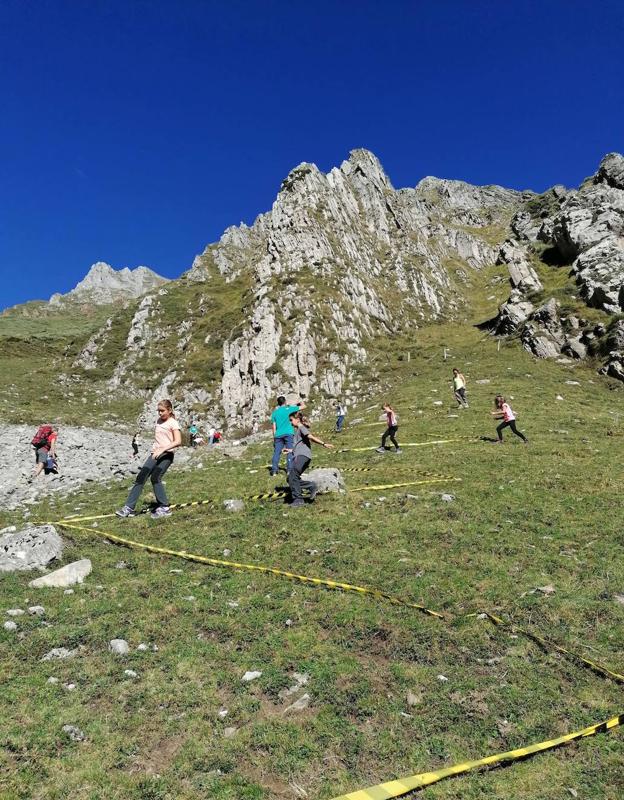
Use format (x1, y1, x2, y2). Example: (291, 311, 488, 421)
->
(128, 733, 187, 776)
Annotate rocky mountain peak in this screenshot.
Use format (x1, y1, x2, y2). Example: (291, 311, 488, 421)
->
(49, 262, 168, 306)
(594, 152, 624, 190)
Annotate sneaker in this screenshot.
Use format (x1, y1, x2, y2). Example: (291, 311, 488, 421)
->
(289, 499, 306, 508)
(151, 506, 172, 519)
(394, 448, 402, 454)
(269, 471, 278, 476)
(115, 506, 136, 518)
(375, 447, 386, 454)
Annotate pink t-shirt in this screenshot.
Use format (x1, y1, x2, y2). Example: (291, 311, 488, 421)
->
(153, 417, 181, 456)
(386, 410, 398, 427)
(501, 403, 515, 422)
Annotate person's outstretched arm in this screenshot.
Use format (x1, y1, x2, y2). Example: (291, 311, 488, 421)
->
(308, 433, 333, 449)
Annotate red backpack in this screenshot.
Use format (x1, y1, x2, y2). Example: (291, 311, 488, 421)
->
(31, 425, 54, 448)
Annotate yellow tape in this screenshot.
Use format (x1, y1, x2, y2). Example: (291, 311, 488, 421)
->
(338, 440, 461, 453)
(56, 521, 444, 619)
(350, 478, 461, 493)
(482, 612, 624, 684)
(330, 712, 623, 799)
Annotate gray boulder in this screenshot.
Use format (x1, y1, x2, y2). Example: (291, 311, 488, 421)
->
(0, 525, 63, 572)
(29, 559, 92, 588)
(306, 468, 345, 494)
(109, 639, 130, 656)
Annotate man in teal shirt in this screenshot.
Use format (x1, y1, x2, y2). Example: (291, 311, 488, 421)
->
(270, 395, 305, 475)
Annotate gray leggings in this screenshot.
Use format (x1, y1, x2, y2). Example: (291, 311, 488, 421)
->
(126, 454, 173, 509)
(288, 456, 316, 502)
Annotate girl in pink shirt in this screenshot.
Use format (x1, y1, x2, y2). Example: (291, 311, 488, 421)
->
(376, 403, 402, 454)
(116, 399, 182, 518)
(491, 395, 528, 443)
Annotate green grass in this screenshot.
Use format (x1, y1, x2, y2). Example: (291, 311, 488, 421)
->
(2, 319, 624, 800)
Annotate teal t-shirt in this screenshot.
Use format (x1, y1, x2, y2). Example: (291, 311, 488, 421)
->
(271, 405, 300, 437)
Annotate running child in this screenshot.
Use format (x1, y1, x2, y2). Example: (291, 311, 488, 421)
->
(452, 368, 469, 408)
(116, 399, 182, 519)
(491, 395, 528, 443)
(286, 411, 333, 508)
(376, 403, 401, 454)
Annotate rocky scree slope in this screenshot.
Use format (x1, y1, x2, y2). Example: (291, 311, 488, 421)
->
(484, 152, 624, 378)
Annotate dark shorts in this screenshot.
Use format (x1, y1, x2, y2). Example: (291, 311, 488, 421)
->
(35, 447, 49, 464)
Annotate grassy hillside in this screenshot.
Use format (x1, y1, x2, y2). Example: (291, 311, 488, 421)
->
(2, 318, 623, 800)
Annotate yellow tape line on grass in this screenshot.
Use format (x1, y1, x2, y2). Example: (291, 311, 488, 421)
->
(56, 521, 444, 619)
(52, 519, 624, 798)
(329, 713, 623, 800)
(350, 478, 461, 493)
(53, 476, 458, 525)
(338, 439, 461, 453)
(482, 612, 624, 684)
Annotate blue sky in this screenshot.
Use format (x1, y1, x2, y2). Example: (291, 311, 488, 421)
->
(1, 0, 622, 309)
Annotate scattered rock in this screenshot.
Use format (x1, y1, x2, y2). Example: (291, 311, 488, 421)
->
(218, 708, 229, 719)
(440, 494, 455, 502)
(124, 669, 138, 678)
(29, 559, 92, 588)
(223, 548, 232, 557)
(406, 690, 421, 706)
(136, 643, 149, 651)
(63, 589, 74, 595)
(284, 693, 311, 713)
(0, 525, 63, 572)
(42, 647, 76, 661)
(613, 594, 624, 605)
(109, 639, 130, 656)
(223, 727, 237, 738)
(475, 379, 491, 385)
(565, 380, 581, 386)
(62, 724, 86, 742)
(28, 605, 45, 616)
(5, 608, 25, 616)
(437, 674, 449, 682)
(535, 584, 555, 595)
(223, 498, 245, 513)
(241, 670, 262, 683)
(3, 620, 17, 631)
(47, 676, 59, 684)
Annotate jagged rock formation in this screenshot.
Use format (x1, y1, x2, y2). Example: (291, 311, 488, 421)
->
(50, 262, 168, 306)
(11, 149, 624, 432)
(187, 149, 521, 428)
(484, 153, 624, 380)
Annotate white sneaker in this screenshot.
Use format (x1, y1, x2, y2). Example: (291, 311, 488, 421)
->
(115, 506, 136, 518)
(151, 506, 172, 519)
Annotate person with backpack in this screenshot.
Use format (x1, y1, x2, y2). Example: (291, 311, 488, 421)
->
(286, 411, 333, 507)
(491, 394, 529, 443)
(30, 425, 58, 479)
(116, 399, 182, 519)
(335, 401, 347, 432)
(452, 368, 469, 408)
(131, 432, 139, 458)
(269, 395, 305, 476)
(376, 404, 402, 454)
